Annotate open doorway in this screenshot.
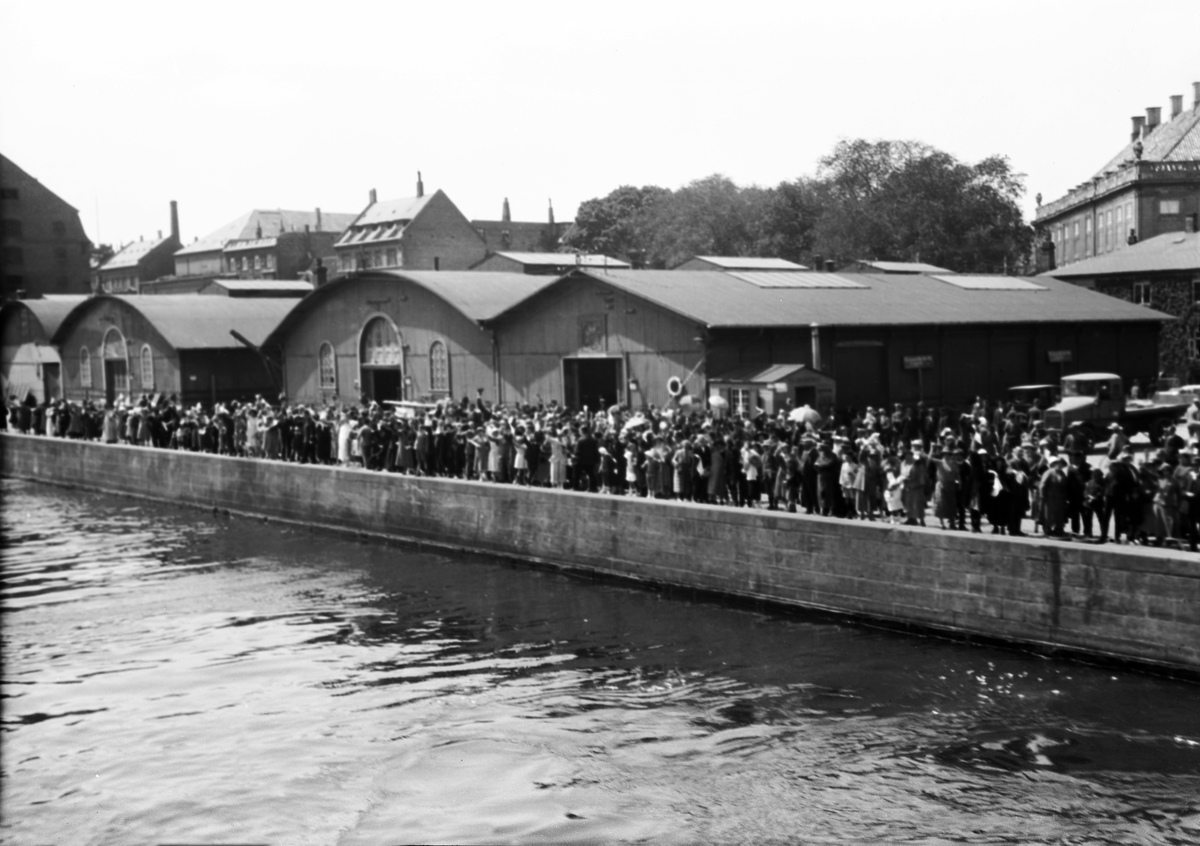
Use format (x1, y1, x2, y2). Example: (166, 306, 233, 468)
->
(362, 368, 402, 402)
(564, 357, 622, 412)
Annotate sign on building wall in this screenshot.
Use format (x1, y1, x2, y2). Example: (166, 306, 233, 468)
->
(903, 355, 933, 370)
(1047, 350, 1073, 364)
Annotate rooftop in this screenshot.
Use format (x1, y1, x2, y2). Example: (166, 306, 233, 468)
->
(1042, 230, 1200, 278)
(53, 295, 297, 350)
(101, 235, 175, 271)
(491, 251, 630, 268)
(489, 269, 1171, 328)
(679, 256, 809, 271)
(848, 260, 954, 274)
(176, 209, 358, 256)
(0, 295, 89, 338)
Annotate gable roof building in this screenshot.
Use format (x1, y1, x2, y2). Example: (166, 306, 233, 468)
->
(1, 153, 92, 299)
(334, 176, 487, 273)
(1034, 82, 1200, 269)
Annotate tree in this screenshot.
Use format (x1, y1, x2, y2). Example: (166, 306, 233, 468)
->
(812, 139, 1034, 272)
(560, 185, 670, 265)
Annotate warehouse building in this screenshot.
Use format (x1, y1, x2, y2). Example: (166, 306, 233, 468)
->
(0, 295, 88, 401)
(51, 295, 296, 405)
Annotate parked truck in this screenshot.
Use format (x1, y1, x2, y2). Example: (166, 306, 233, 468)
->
(1041, 372, 1188, 445)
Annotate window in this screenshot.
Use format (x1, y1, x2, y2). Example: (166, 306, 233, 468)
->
(362, 317, 401, 365)
(52, 220, 66, 237)
(730, 388, 752, 417)
(2, 246, 23, 266)
(103, 328, 129, 393)
(241, 256, 248, 271)
(385, 248, 397, 267)
(253, 255, 261, 271)
(141, 345, 154, 391)
(1160, 199, 1181, 215)
(80, 347, 92, 388)
(429, 340, 449, 392)
(266, 254, 275, 270)
(318, 342, 337, 390)
(0, 188, 18, 200)
(1133, 281, 1151, 306)
(1, 219, 21, 238)
(228, 256, 237, 272)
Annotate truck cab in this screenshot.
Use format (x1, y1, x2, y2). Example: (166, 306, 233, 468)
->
(1043, 373, 1124, 433)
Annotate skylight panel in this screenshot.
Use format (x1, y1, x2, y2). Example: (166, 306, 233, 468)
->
(933, 275, 1047, 290)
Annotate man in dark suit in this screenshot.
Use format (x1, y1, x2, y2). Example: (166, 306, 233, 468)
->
(574, 426, 600, 492)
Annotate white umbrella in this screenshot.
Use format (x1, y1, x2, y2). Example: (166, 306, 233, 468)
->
(621, 414, 650, 436)
(708, 395, 729, 409)
(678, 394, 694, 407)
(788, 405, 821, 425)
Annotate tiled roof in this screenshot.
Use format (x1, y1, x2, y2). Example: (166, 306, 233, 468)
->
(176, 209, 358, 256)
(493, 251, 630, 268)
(53, 295, 297, 350)
(489, 269, 1170, 328)
(101, 236, 173, 270)
(683, 256, 808, 270)
(353, 195, 432, 227)
(1092, 103, 1200, 178)
(1042, 231, 1200, 277)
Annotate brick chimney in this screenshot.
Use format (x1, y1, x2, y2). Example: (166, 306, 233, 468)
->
(169, 200, 180, 244)
(1170, 95, 1184, 119)
(502, 198, 511, 223)
(1194, 81, 1200, 109)
(369, 188, 377, 205)
(1144, 106, 1161, 135)
(315, 207, 322, 231)
(548, 199, 555, 226)
(1131, 116, 1145, 141)
(416, 172, 424, 198)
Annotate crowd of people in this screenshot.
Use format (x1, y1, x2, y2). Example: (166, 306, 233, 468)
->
(5, 388, 1200, 552)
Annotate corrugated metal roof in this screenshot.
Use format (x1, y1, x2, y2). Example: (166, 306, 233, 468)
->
(1092, 103, 1200, 177)
(1, 296, 89, 338)
(1042, 231, 1200, 277)
(176, 209, 358, 256)
(730, 271, 868, 289)
(494, 251, 630, 268)
(52, 295, 297, 350)
(856, 260, 953, 274)
(495, 269, 1170, 328)
(102, 236, 173, 270)
(687, 256, 808, 270)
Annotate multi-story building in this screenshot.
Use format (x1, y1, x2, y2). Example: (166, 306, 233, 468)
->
(472, 198, 570, 254)
(1035, 83, 1200, 269)
(221, 229, 341, 280)
(95, 202, 181, 294)
(173, 208, 356, 280)
(0, 153, 92, 299)
(334, 175, 487, 273)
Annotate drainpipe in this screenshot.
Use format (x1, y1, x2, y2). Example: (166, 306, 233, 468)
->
(810, 323, 821, 372)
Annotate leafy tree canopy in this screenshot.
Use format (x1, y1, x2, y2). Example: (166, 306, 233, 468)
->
(562, 140, 1034, 273)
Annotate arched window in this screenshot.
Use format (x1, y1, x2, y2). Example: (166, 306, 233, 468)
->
(79, 347, 92, 388)
(141, 345, 154, 391)
(362, 318, 401, 366)
(319, 342, 337, 390)
(429, 340, 449, 393)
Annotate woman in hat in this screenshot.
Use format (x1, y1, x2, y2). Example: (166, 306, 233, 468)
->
(1038, 456, 1069, 537)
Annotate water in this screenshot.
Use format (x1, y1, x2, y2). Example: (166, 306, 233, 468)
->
(2, 477, 1198, 845)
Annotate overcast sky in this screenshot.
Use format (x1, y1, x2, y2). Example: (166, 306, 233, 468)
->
(2, 1, 1197, 249)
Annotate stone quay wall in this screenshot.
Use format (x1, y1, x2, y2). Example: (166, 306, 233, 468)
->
(3, 433, 1196, 674)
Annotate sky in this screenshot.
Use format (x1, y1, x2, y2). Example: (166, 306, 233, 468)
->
(2, 0, 1197, 250)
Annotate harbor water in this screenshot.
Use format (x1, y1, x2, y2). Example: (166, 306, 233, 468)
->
(2, 477, 1198, 845)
